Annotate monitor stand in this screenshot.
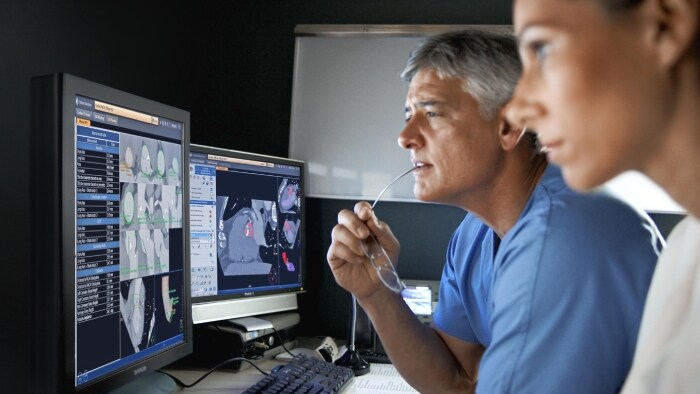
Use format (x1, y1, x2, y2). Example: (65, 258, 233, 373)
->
(170, 312, 300, 371)
(107, 371, 176, 394)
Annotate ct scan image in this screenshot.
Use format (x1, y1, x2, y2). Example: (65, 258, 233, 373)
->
(119, 134, 181, 186)
(119, 277, 155, 355)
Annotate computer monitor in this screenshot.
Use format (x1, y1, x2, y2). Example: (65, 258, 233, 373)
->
(188, 144, 305, 324)
(30, 74, 192, 392)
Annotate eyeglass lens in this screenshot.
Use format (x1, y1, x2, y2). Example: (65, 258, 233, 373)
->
(363, 234, 405, 293)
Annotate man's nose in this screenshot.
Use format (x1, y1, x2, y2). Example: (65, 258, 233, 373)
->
(398, 115, 422, 150)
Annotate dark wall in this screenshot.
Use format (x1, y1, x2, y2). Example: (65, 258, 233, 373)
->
(2, 2, 199, 388)
(648, 212, 685, 239)
(190, 1, 513, 154)
(1, 0, 514, 388)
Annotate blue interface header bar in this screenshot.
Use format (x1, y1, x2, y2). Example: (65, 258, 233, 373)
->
(189, 152, 301, 177)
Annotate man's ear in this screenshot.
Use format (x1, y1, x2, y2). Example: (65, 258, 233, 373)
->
(642, 0, 699, 68)
(498, 113, 526, 152)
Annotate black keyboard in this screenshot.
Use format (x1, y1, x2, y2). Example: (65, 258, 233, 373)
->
(242, 354, 354, 394)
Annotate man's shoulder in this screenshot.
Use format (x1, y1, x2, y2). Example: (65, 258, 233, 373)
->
(508, 173, 662, 259)
(530, 169, 654, 232)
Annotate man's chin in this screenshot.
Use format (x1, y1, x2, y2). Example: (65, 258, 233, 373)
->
(414, 189, 436, 203)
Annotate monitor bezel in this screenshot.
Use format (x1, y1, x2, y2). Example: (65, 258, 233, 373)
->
(188, 143, 307, 324)
(41, 73, 193, 392)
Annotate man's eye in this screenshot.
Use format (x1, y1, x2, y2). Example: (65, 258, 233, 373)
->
(427, 112, 438, 118)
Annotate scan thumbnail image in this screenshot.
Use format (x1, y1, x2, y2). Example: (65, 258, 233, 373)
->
(121, 182, 182, 230)
(268, 215, 301, 275)
(277, 178, 302, 269)
(119, 134, 181, 186)
(119, 277, 155, 355)
(158, 185, 183, 229)
(119, 230, 139, 279)
(153, 228, 170, 274)
(153, 273, 184, 342)
(120, 229, 168, 280)
(281, 218, 301, 249)
(120, 183, 137, 230)
(278, 178, 301, 214)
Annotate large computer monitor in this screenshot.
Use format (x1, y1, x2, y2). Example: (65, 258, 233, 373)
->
(30, 74, 192, 392)
(188, 144, 305, 324)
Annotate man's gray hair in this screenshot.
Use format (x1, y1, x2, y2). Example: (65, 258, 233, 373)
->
(401, 29, 521, 119)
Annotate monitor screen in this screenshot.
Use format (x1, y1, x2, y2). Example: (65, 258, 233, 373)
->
(402, 279, 440, 325)
(30, 74, 192, 392)
(402, 285, 433, 316)
(188, 144, 305, 324)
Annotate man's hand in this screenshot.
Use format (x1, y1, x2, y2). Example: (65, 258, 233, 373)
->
(326, 201, 400, 300)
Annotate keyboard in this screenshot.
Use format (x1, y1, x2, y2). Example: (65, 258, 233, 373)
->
(242, 354, 354, 394)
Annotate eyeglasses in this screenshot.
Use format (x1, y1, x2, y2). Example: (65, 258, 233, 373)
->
(362, 233, 405, 293)
(362, 165, 419, 293)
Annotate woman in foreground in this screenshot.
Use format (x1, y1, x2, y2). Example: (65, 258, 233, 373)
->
(507, 0, 700, 392)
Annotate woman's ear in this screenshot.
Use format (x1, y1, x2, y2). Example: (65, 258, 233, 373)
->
(643, 0, 699, 68)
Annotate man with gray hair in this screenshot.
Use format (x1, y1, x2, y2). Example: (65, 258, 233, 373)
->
(327, 29, 662, 393)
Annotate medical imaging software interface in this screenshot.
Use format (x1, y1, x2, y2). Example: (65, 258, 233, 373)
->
(73, 96, 185, 387)
(189, 152, 303, 298)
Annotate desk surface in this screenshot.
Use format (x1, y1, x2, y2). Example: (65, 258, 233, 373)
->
(162, 357, 418, 393)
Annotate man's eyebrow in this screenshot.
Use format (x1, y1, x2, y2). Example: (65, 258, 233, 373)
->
(405, 101, 440, 112)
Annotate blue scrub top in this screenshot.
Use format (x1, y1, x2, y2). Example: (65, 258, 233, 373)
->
(434, 165, 662, 393)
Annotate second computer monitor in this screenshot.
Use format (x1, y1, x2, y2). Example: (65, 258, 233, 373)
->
(189, 144, 305, 324)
